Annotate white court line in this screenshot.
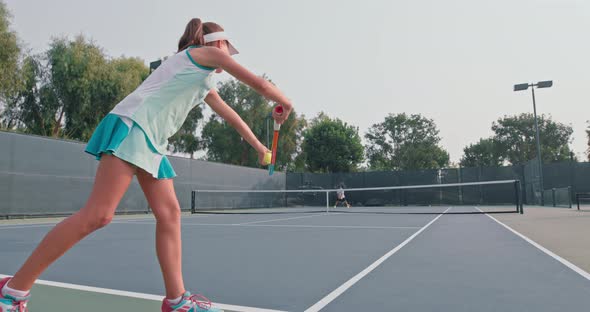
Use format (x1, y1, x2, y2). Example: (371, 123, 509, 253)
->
(0, 214, 215, 229)
(188, 223, 420, 230)
(183, 214, 217, 218)
(0, 274, 286, 312)
(0, 221, 155, 229)
(0, 216, 159, 229)
(236, 213, 329, 225)
(304, 207, 451, 312)
(112, 213, 325, 226)
(0, 224, 56, 230)
(242, 224, 419, 230)
(0, 217, 176, 229)
(476, 207, 590, 281)
(111, 219, 155, 223)
(111, 221, 156, 225)
(113, 220, 420, 230)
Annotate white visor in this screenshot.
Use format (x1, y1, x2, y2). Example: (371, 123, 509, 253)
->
(203, 31, 239, 55)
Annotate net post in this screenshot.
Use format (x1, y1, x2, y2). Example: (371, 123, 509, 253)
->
(552, 188, 556, 207)
(514, 180, 519, 213)
(458, 167, 464, 205)
(191, 190, 196, 214)
(568, 186, 572, 208)
(515, 180, 524, 214)
(518, 181, 524, 214)
(326, 191, 329, 213)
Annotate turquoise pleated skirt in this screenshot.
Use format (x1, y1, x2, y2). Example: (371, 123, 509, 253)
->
(85, 114, 176, 179)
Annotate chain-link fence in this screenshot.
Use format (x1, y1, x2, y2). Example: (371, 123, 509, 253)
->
(0, 131, 285, 218)
(288, 160, 588, 207)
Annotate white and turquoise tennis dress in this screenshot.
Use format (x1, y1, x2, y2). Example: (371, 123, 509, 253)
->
(85, 46, 216, 179)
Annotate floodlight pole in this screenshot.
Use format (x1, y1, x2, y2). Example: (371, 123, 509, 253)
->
(514, 80, 553, 206)
(530, 86, 544, 206)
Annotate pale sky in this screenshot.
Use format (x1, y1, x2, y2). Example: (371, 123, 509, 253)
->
(5, 0, 590, 162)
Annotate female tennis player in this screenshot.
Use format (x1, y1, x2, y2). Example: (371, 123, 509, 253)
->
(0, 18, 292, 312)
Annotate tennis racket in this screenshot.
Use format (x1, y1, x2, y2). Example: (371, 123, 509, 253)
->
(269, 105, 283, 175)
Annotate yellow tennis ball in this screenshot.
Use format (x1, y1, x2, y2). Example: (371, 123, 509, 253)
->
(263, 152, 272, 165)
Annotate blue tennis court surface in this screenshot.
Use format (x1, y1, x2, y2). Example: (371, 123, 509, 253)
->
(1, 207, 589, 311)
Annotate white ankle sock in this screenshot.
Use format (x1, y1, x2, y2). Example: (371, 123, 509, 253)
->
(166, 296, 183, 305)
(2, 282, 30, 298)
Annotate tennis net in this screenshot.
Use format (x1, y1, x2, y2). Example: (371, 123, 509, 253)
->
(191, 180, 523, 214)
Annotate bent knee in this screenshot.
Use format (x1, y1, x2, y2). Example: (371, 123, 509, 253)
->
(77, 210, 114, 233)
(153, 203, 181, 223)
(95, 215, 114, 228)
(84, 215, 113, 232)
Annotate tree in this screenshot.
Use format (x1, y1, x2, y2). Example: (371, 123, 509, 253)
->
(460, 138, 504, 167)
(300, 113, 364, 173)
(46, 36, 120, 139)
(7, 36, 148, 140)
(0, 8, 149, 139)
(0, 0, 19, 95)
(0, 0, 22, 128)
(201, 78, 306, 169)
(365, 113, 449, 170)
(109, 57, 149, 99)
(14, 55, 58, 136)
(492, 113, 573, 164)
(168, 105, 204, 159)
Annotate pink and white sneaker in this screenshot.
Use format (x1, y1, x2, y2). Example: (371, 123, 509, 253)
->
(161, 291, 223, 312)
(0, 277, 29, 312)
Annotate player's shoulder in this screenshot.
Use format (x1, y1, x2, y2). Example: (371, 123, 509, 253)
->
(189, 46, 231, 68)
(190, 46, 225, 59)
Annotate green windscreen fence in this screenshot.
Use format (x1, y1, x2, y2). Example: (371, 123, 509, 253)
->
(0, 131, 285, 218)
(288, 161, 588, 207)
(3, 131, 589, 218)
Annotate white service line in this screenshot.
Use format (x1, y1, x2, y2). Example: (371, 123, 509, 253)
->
(0, 215, 201, 229)
(0, 274, 287, 312)
(0, 220, 156, 229)
(183, 214, 217, 219)
(177, 223, 420, 230)
(0, 224, 57, 230)
(475, 207, 590, 281)
(200, 223, 420, 230)
(113, 221, 419, 230)
(243, 224, 420, 230)
(111, 220, 155, 225)
(236, 213, 329, 225)
(304, 207, 451, 312)
(111, 215, 214, 223)
(112, 214, 329, 226)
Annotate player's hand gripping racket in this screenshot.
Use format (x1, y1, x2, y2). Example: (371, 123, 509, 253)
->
(269, 105, 283, 175)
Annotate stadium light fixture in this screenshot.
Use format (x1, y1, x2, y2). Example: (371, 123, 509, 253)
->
(513, 80, 554, 205)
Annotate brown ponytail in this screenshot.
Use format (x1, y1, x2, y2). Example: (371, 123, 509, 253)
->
(178, 19, 226, 52)
(178, 18, 204, 52)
